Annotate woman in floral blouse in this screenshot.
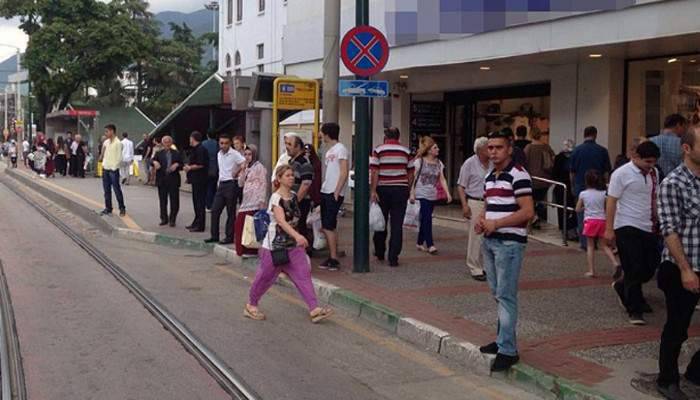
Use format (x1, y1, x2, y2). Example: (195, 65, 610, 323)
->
(234, 145, 268, 257)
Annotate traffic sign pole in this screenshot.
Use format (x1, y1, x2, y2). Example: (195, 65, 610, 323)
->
(353, 0, 371, 273)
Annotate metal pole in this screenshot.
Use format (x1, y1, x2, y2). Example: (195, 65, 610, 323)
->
(352, 0, 370, 273)
(15, 50, 20, 126)
(211, 8, 216, 61)
(3, 87, 7, 131)
(322, 0, 340, 123)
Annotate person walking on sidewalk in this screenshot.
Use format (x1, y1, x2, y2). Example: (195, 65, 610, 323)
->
(99, 125, 126, 217)
(410, 136, 452, 255)
(650, 114, 687, 179)
(575, 171, 621, 278)
(55, 136, 67, 176)
(457, 136, 489, 281)
(205, 135, 245, 245)
(244, 165, 333, 323)
(655, 127, 700, 400)
(120, 132, 134, 185)
(202, 130, 219, 210)
(570, 126, 612, 250)
(235, 145, 267, 257)
(370, 127, 415, 267)
(152, 136, 182, 227)
(318, 123, 349, 271)
(605, 141, 661, 326)
(477, 130, 535, 372)
(184, 131, 209, 232)
(22, 138, 30, 167)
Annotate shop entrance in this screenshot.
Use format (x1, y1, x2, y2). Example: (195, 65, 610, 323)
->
(445, 83, 551, 187)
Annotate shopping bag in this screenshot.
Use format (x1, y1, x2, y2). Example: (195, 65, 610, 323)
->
(369, 202, 385, 232)
(253, 209, 270, 242)
(307, 206, 321, 227)
(131, 160, 139, 177)
(403, 201, 421, 231)
(312, 220, 327, 250)
(242, 215, 261, 249)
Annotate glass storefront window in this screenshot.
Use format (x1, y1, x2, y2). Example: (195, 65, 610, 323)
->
(626, 54, 700, 148)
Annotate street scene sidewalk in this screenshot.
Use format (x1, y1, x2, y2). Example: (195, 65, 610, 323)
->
(6, 166, 700, 400)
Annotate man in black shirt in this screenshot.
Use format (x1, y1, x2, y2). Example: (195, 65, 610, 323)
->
(514, 126, 531, 150)
(184, 131, 209, 232)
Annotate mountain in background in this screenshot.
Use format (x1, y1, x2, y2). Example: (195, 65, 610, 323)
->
(155, 9, 217, 64)
(0, 56, 19, 91)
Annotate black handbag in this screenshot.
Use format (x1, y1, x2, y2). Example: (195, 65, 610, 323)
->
(270, 247, 290, 266)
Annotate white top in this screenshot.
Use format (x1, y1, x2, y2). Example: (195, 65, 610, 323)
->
(578, 189, 606, 221)
(457, 154, 489, 198)
(484, 162, 533, 242)
(121, 138, 134, 162)
(70, 141, 79, 155)
(607, 161, 657, 232)
(414, 158, 445, 201)
(321, 142, 349, 195)
(22, 140, 29, 152)
(263, 192, 299, 250)
(217, 148, 245, 183)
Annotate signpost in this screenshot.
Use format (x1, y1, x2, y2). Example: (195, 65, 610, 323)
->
(342, 1, 388, 273)
(271, 77, 320, 163)
(339, 80, 389, 98)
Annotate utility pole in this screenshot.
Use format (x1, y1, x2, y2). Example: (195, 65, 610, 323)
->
(322, 0, 340, 123)
(352, 0, 371, 273)
(204, 1, 220, 63)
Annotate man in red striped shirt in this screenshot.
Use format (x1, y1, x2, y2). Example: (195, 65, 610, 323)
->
(370, 127, 415, 267)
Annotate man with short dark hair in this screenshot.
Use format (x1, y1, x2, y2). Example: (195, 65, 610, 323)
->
(570, 126, 612, 249)
(606, 141, 661, 326)
(184, 131, 209, 232)
(202, 130, 219, 210)
(99, 124, 126, 216)
(319, 122, 348, 271)
(656, 127, 700, 400)
(514, 126, 531, 150)
(370, 127, 414, 267)
(650, 114, 687, 178)
(205, 135, 245, 244)
(477, 130, 535, 372)
(152, 136, 182, 227)
(120, 132, 134, 185)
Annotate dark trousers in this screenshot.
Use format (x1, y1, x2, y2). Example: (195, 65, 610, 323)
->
(102, 169, 125, 212)
(417, 199, 434, 247)
(297, 198, 312, 241)
(76, 155, 85, 177)
(657, 261, 700, 387)
(615, 226, 660, 314)
(532, 187, 549, 221)
(69, 154, 78, 176)
(206, 175, 218, 210)
(191, 181, 207, 229)
(55, 154, 67, 176)
(210, 181, 237, 241)
(373, 186, 409, 263)
(158, 183, 180, 223)
(553, 186, 576, 233)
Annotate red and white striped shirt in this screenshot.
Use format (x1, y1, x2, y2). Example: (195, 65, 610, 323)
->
(484, 161, 533, 243)
(370, 140, 414, 187)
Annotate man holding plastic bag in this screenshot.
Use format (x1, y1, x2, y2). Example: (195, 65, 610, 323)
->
(370, 127, 414, 267)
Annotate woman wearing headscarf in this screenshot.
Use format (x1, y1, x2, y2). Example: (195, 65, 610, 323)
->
(552, 139, 577, 240)
(234, 144, 268, 257)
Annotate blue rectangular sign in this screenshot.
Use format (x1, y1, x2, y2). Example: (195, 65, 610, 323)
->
(339, 80, 389, 98)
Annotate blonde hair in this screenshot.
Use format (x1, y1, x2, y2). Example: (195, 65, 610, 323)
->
(273, 165, 294, 190)
(416, 136, 437, 158)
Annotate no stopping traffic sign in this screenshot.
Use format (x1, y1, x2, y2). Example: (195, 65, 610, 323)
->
(340, 25, 389, 77)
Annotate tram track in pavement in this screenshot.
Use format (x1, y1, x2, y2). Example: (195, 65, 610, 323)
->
(0, 177, 260, 400)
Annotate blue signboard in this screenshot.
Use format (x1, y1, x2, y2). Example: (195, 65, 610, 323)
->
(339, 80, 389, 98)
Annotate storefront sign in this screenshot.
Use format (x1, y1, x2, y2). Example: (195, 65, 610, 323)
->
(410, 101, 445, 153)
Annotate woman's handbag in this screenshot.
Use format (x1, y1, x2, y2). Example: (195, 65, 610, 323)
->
(270, 247, 290, 266)
(242, 215, 261, 249)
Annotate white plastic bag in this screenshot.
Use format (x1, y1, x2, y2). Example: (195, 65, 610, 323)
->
(403, 201, 421, 231)
(369, 202, 385, 232)
(307, 206, 321, 227)
(312, 220, 327, 250)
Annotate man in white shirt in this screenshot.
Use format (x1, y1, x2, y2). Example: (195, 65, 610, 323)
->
(205, 135, 245, 244)
(120, 132, 134, 185)
(70, 137, 80, 177)
(605, 141, 661, 326)
(22, 139, 30, 167)
(318, 123, 349, 271)
(457, 136, 490, 281)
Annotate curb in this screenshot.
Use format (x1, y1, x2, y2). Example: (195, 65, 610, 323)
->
(5, 170, 615, 400)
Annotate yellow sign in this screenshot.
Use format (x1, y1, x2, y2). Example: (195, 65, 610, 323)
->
(276, 81, 317, 110)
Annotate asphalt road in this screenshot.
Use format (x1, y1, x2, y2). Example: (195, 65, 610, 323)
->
(0, 179, 542, 400)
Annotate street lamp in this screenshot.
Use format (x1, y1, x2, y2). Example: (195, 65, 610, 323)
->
(204, 1, 219, 62)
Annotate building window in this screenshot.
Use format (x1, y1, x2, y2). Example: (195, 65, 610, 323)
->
(259, 0, 265, 12)
(227, 0, 233, 25)
(235, 68, 242, 76)
(234, 51, 241, 66)
(236, 0, 243, 22)
(257, 64, 264, 73)
(257, 44, 264, 60)
(225, 53, 232, 68)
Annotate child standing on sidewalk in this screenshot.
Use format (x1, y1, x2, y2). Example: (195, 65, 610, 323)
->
(575, 170, 621, 278)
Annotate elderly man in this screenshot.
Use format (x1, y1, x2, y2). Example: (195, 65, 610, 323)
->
(152, 136, 182, 227)
(457, 136, 490, 281)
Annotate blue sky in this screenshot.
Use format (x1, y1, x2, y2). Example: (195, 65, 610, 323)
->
(0, 0, 203, 62)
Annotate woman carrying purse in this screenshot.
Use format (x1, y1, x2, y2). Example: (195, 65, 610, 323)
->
(410, 136, 452, 255)
(234, 145, 268, 257)
(244, 165, 333, 323)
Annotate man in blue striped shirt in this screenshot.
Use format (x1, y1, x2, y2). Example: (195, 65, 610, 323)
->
(650, 114, 687, 178)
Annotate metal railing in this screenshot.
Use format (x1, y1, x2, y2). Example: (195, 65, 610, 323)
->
(531, 176, 575, 246)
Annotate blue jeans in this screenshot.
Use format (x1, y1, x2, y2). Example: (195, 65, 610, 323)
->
(417, 199, 434, 247)
(482, 237, 526, 356)
(102, 169, 125, 212)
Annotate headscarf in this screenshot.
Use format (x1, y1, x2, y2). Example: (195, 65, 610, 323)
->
(246, 144, 259, 164)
